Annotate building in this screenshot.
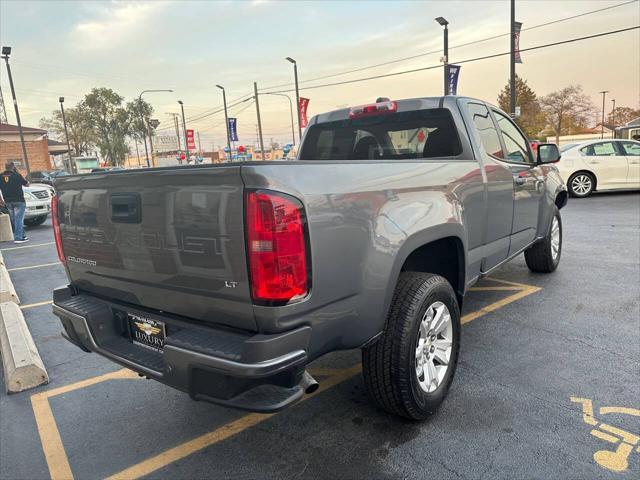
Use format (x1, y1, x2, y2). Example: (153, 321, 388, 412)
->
(615, 117, 640, 140)
(0, 122, 53, 174)
(546, 125, 615, 146)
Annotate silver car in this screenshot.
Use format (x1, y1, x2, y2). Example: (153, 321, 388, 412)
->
(23, 183, 54, 226)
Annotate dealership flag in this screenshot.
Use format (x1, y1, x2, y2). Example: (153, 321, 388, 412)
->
(447, 65, 461, 95)
(186, 129, 196, 151)
(299, 97, 310, 128)
(514, 22, 523, 64)
(228, 118, 239, 142)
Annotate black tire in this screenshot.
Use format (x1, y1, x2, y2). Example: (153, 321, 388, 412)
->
(524, 207, 562, 273)
(362, 272, 461, 420)
(568, 172, 595, 198)
(24, 215, 48, 227)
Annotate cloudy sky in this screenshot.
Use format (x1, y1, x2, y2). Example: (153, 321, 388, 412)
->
(1, 0, 638, 148)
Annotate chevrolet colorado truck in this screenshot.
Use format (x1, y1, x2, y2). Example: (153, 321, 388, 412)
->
(52, 96, 567, 419)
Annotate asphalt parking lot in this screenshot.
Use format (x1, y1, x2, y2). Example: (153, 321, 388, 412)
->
(1, 191, 638, 480)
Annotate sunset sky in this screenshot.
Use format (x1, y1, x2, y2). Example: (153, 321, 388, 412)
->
(1, 0, 639, 148)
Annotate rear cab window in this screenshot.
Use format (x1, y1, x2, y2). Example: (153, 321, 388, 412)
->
(299, 108, 463, 160)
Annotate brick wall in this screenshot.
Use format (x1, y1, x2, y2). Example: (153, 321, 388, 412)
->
(0, 138, 52, 175)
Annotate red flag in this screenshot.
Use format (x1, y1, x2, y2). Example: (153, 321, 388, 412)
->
(299, 97, 310, 128)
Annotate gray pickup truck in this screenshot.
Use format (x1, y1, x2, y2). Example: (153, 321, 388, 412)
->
(52, 96, 567, 419)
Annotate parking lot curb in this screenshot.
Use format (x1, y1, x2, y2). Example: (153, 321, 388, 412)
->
(0, 301, 49, 393)
(0, 262, 20, 304)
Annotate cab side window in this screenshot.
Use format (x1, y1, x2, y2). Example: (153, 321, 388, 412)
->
(493, 110, 533, 164)
(468, 103, 504, 158)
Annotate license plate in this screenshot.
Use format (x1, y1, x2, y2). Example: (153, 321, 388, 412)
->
(129, 314, 166, 352)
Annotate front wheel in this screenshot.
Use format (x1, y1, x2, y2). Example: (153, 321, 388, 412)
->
(524, 207, 562, 273)
(362, 272, 461, 420)
(24, 215, 48, 226)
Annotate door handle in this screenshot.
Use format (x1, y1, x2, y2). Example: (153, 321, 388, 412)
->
(589, 161, 600, 164)
(110, 193, 141, 223)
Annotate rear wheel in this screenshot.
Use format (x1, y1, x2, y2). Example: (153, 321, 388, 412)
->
(362, 272, 460, 420)
(524, 207, 562, 273)
(568, 172, 595, 197)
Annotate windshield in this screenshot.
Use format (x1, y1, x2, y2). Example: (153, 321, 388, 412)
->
(299, 108, 462, 160)
(560, 143, 577, 153)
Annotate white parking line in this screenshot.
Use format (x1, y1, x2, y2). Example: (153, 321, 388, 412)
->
(0, 242, 55, 252)
(8, 262, 60, 272)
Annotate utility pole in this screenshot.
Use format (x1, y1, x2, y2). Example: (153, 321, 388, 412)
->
(286, 57, 303, 143)
(59, 97, 74, 174)
(510, 0, 516, 117)
(599, 90, 609, 139)
(435, 17, 449, 95)
(2, 46, 30, 175)
(197, 131, 202, 155)
(138, 89, 173, 167)
(135, 139, 141, 167)
(216, 85, 232, 155)
(178, 100, 189, 162)
(254, 82, 265, 160)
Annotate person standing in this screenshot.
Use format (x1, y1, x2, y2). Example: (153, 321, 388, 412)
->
(0, 161, 29, 243)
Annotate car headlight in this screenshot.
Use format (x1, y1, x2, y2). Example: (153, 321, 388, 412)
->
(24, 192, 37, 201)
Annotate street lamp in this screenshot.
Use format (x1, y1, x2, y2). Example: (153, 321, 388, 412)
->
(264, 92, 296, 147)
(58, 97, 74, 173)
(599, 90, 609, 139)
(1, 46, 30, 175)
(138, 89, 173, 167)
(286, 57, 303, 142)
(215, 85, 232, 156)
(435, 17, 449, 96)
(178, 100, 189, 162)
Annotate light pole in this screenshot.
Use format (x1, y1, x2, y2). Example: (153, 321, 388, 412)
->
(435, 17, 449, 96)
(509, 0, 517, 117)
(611, 98, 616, 132)
(138, 89, 173, 167)
(178, 100, 189, 162)
(599, 90, 609, 139)
(286, 57, 303, 142)
(216, 85, 232, 156)
(59, 97, 74, 173)
(1, 46, 30, 175)
(264, 92, 296, 146)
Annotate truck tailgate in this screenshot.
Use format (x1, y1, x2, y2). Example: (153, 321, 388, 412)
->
(54, 166, 256, 331)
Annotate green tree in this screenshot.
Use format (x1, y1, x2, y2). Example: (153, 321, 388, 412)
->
(83, 88, 135, 165)
(40, 103, 94, 156)
(127, 97, 155, 146)
(540, 85, 594, 145)
(497, 75, 544, 138)
(608, 106, 640, 126)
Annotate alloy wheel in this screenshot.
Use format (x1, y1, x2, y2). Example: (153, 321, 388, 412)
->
(415, 301, 453, 393)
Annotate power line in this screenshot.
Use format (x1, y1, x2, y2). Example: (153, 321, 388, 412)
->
(183, 92, 253, 123)
(260, 0, 639, 91)
(263, 26, 639, 94)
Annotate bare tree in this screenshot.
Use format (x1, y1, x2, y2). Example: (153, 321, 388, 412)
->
(540, 85, 595, 144)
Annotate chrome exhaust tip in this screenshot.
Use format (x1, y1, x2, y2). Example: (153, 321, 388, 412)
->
(300, 371, 319, 394)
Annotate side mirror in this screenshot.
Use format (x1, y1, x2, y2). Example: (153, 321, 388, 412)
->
(537, 143, 561, 164)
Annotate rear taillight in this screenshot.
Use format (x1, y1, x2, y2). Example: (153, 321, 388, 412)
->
(51, 195, 65, 265)
(349, 100, 397, 118)
(246, 190, 309, 304)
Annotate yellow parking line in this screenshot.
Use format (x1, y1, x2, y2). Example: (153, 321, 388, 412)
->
(107, 365, 362, 480)
(20, 300, 53, 310)
(8, 262, 60, 272)
(468, 286, 520, 292)
(462, 285, 541, 325)
(30, 279, 541, 480)
(0, 242, 55, 251)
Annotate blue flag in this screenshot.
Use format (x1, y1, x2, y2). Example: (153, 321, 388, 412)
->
(448, 65, 461, 95)
(228, 118, 238, 142)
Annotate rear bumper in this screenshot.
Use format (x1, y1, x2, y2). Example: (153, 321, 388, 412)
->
(52, 286, 311, 412)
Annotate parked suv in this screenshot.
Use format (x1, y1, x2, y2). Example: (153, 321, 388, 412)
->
(52, 96, 567, 419)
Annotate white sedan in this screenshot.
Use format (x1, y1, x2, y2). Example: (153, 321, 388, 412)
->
(556, 139, 640, 197)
